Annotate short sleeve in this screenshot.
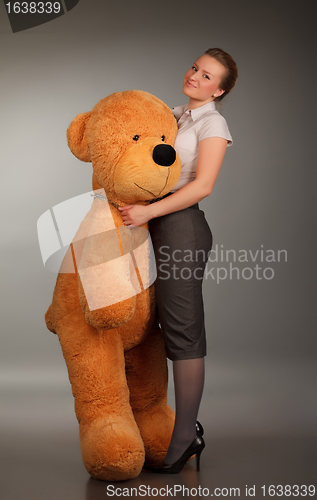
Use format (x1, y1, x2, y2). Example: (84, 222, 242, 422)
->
(197, 113, 233, 147)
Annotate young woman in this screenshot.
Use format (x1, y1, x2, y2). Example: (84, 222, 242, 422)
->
(119, 48, 238, 473)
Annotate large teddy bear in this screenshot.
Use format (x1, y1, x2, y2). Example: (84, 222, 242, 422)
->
(45, 91, 181, 481)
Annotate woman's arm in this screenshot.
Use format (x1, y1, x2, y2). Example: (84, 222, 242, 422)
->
(119, 137, 228, 226)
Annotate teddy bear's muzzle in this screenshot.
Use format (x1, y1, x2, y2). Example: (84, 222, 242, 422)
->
(152, 144, 176, 167)
(112, 137, 181, 203)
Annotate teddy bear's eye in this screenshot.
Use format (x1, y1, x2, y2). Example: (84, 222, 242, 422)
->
(133, 135, 139, 141)
(161, 135, 165, 141)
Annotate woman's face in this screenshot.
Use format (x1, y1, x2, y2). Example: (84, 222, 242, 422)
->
(182, 54, 226, 105)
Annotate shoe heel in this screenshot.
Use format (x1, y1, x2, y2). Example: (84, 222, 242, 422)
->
(196, 450, 202, 471)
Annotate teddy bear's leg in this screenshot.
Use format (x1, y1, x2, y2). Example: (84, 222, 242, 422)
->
(56, 311, 145, 481)
(125, 321, 175, 466)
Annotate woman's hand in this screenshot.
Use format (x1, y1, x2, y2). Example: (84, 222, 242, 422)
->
(118, 204, 152, 227)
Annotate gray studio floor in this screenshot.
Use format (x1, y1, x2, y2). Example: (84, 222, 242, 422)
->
(1, 358, 316, 500)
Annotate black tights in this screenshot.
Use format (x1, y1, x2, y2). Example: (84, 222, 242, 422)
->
(164, 357, 205, 465)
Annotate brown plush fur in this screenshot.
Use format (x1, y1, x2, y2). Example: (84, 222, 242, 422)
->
(45, 91, 181, 481)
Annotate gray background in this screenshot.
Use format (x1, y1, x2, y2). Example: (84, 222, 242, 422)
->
(0, 0, 316, 498)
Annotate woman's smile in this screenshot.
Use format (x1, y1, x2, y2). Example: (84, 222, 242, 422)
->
(186, 80, 196, 88)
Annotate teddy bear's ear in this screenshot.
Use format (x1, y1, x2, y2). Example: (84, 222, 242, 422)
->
(67, 112, 92, 162)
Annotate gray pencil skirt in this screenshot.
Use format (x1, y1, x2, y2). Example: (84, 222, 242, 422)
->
(148, 194, 213, 361)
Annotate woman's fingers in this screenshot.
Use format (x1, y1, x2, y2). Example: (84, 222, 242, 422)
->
(119, 206, 130, 225)
(122, 217, 131, 226)
(118, 205, 133, 212)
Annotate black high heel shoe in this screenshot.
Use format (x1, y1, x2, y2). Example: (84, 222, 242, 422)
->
(143, 434, 205, 474)
(196, 421, 204, 436)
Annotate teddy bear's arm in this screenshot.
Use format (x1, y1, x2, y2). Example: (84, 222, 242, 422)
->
(76, 251, 139, 330)
(72, 217, 141, 330)
(64, 197, 139, 330)
(78, 280, 137, 330)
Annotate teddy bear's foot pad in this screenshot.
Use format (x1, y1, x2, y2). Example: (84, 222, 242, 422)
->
(79, 416, 145, 481)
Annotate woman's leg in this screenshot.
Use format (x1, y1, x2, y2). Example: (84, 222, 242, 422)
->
(149, 206, 212, 465)
(164, 357, 205, 464)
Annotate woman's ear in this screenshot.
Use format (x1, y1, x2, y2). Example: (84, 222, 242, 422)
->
(67, 112, 92, 162)
(215, 89, 225, 98)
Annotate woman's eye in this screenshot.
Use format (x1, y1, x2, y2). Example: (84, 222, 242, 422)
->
(203, 75, 210, 80)
(133, 135, 139, 141)
(192, 66, 197, 71)
(161, 135, 165, 141)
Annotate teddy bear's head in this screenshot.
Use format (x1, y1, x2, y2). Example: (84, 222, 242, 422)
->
(67, 90, 181, 205)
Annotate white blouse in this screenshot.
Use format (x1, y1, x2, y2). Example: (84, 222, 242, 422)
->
(170, 101, 233, 192)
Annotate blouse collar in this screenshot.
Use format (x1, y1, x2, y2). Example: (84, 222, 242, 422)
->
(188, 101, 217, 121)
(173, 100, 217, 122)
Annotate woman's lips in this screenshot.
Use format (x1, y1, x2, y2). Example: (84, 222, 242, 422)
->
(186, 81, 196, 88)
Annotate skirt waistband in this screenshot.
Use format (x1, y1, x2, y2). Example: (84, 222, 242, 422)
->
(149, 192, 199, 210)
(149, 192, 172, 203)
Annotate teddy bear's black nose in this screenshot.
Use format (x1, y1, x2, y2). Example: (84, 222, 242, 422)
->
(152, 144, 176, 167)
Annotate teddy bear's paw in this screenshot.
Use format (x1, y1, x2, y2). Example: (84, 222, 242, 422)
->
(79, 416, 145, 481)
(134, 405, 175, 466)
